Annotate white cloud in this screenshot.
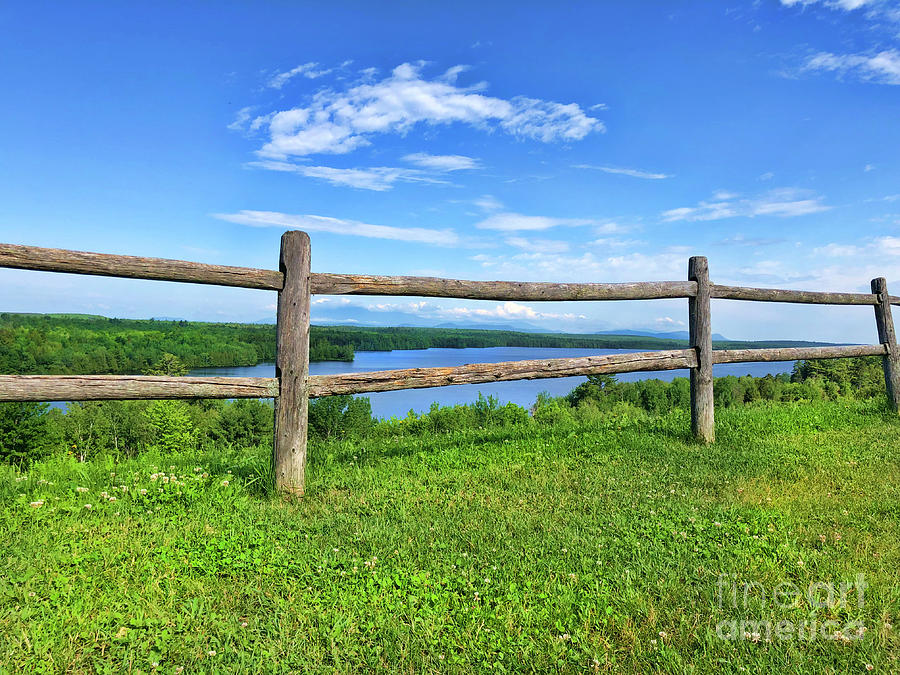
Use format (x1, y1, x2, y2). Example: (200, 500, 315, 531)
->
(247, 159, 444, 191)
(812, 243, 863, 257)
(655, 316, 686, 328)
(865, 163, 876, 171)
(268, 62, 333, 89)
(228, 106, 255, 131)
(213, 210, 459, 246)
(802, 49, 900, 85)
(475, 212, 596, 231)
(254, 63, 603, 158)
(661, 188, 831, 222)
(402, 153, 481, 171)
(474, 195, 504, 212)
(470, 248, 686, 283)
(505, 236, 570, 253)
(573, 164, 671, 180)
(780, 0, 875, 10)
(437, 301, 587, 323)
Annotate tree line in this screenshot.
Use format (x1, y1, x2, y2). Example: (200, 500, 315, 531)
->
(0, 313, 839, 376)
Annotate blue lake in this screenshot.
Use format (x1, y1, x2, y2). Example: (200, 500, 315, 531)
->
(187, 347, 794, 420)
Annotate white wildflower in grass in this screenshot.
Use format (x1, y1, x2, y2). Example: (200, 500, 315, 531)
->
(84, 504, 92, 510)
(100, 492, 109, 499)
(76, 487, 88, 493)
(15, 476, 26, 482)
(659, 631, 667, 639)
(221, 480, 229, 487)
(29, 501, 44, 508)
(240, 621, 248, 627)
(140, 489, 148, 495)
(108, 496, 117, 503)
(207, 650, 216, 656)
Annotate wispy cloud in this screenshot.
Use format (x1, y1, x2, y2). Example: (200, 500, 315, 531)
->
(661, 188, 831, 222)
(475, 212, 598, 231)
(474, 195, 504, 212)
(573, 164, 671, 180)
(504, 236, 571, 253)
(714, 234, 789, 247)
(801, 49, 900, 85)
(247, 159, 446, 191)
(780, 0, 875, 12)
(213, 210, 459, 246)
(470, 248, 687, 283)
(402, 153, 481, 171)
(251, 62, 603, 158)
(268, 62, 333, 89)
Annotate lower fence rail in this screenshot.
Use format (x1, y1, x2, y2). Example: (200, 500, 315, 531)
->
(0, 344, 885, 402)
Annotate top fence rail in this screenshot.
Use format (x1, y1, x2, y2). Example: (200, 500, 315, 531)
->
(0, 242, 891, 305)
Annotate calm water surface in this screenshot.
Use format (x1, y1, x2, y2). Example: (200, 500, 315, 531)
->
(188, 347, 794, 419)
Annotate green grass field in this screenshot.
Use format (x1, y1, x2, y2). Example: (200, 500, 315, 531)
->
(1, 399, 898, 673)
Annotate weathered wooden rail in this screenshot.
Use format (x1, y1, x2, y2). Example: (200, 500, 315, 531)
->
(1, 235, 897, 496)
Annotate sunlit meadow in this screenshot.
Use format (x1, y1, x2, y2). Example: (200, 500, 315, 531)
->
(1, 398, 898, 673)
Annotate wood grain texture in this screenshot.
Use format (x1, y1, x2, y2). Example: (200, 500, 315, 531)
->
(711, 284, 876, 305)
(274, 231, 311, 497)
(712, 344, 886, 364)
(311, 273, 697, 301)
(689, 257, 714, 443)
(872, 278, 900, 412)
(0, 375, 278, 402)
(0, 243, 284, 291)
(307, 349, 698, 397)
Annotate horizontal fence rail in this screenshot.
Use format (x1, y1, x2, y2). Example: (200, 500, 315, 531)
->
(709, 284, 879, 305)
(312, 274, 698, 301)
(308, 349, 698, 397)
(5, 242, 899, 304)
(1, 234, 898, 495)
(0, 243, 284, 291)
(0, 375, 279, 402)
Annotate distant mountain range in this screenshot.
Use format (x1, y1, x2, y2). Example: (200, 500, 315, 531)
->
(594, 329, 731, 341)
(303, 304, 731, 337)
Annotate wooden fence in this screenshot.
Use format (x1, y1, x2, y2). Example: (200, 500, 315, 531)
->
(1, 231, 898, 496)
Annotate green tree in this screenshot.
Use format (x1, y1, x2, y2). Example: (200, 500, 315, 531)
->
(146, 400, 197, 453)
(142, 353, 188, 376)
(0, 402, 53, 465)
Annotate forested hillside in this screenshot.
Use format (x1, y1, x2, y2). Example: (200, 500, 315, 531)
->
(0, 313, 838, 376)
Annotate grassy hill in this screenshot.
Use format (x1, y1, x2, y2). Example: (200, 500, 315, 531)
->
(2, 398, 897, 672)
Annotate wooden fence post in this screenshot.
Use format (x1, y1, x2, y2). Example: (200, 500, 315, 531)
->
(688, 256, 714, 443)
(274, 231, 311, 496)
(871, 277, 900, 413)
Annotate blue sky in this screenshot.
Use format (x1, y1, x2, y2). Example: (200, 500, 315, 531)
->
(1, 1, 899, 342)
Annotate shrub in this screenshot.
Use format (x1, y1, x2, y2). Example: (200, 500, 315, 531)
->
(308, 395, 373, 440)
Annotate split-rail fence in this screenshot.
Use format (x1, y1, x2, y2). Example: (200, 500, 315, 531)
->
(1, 231, 897, 495)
